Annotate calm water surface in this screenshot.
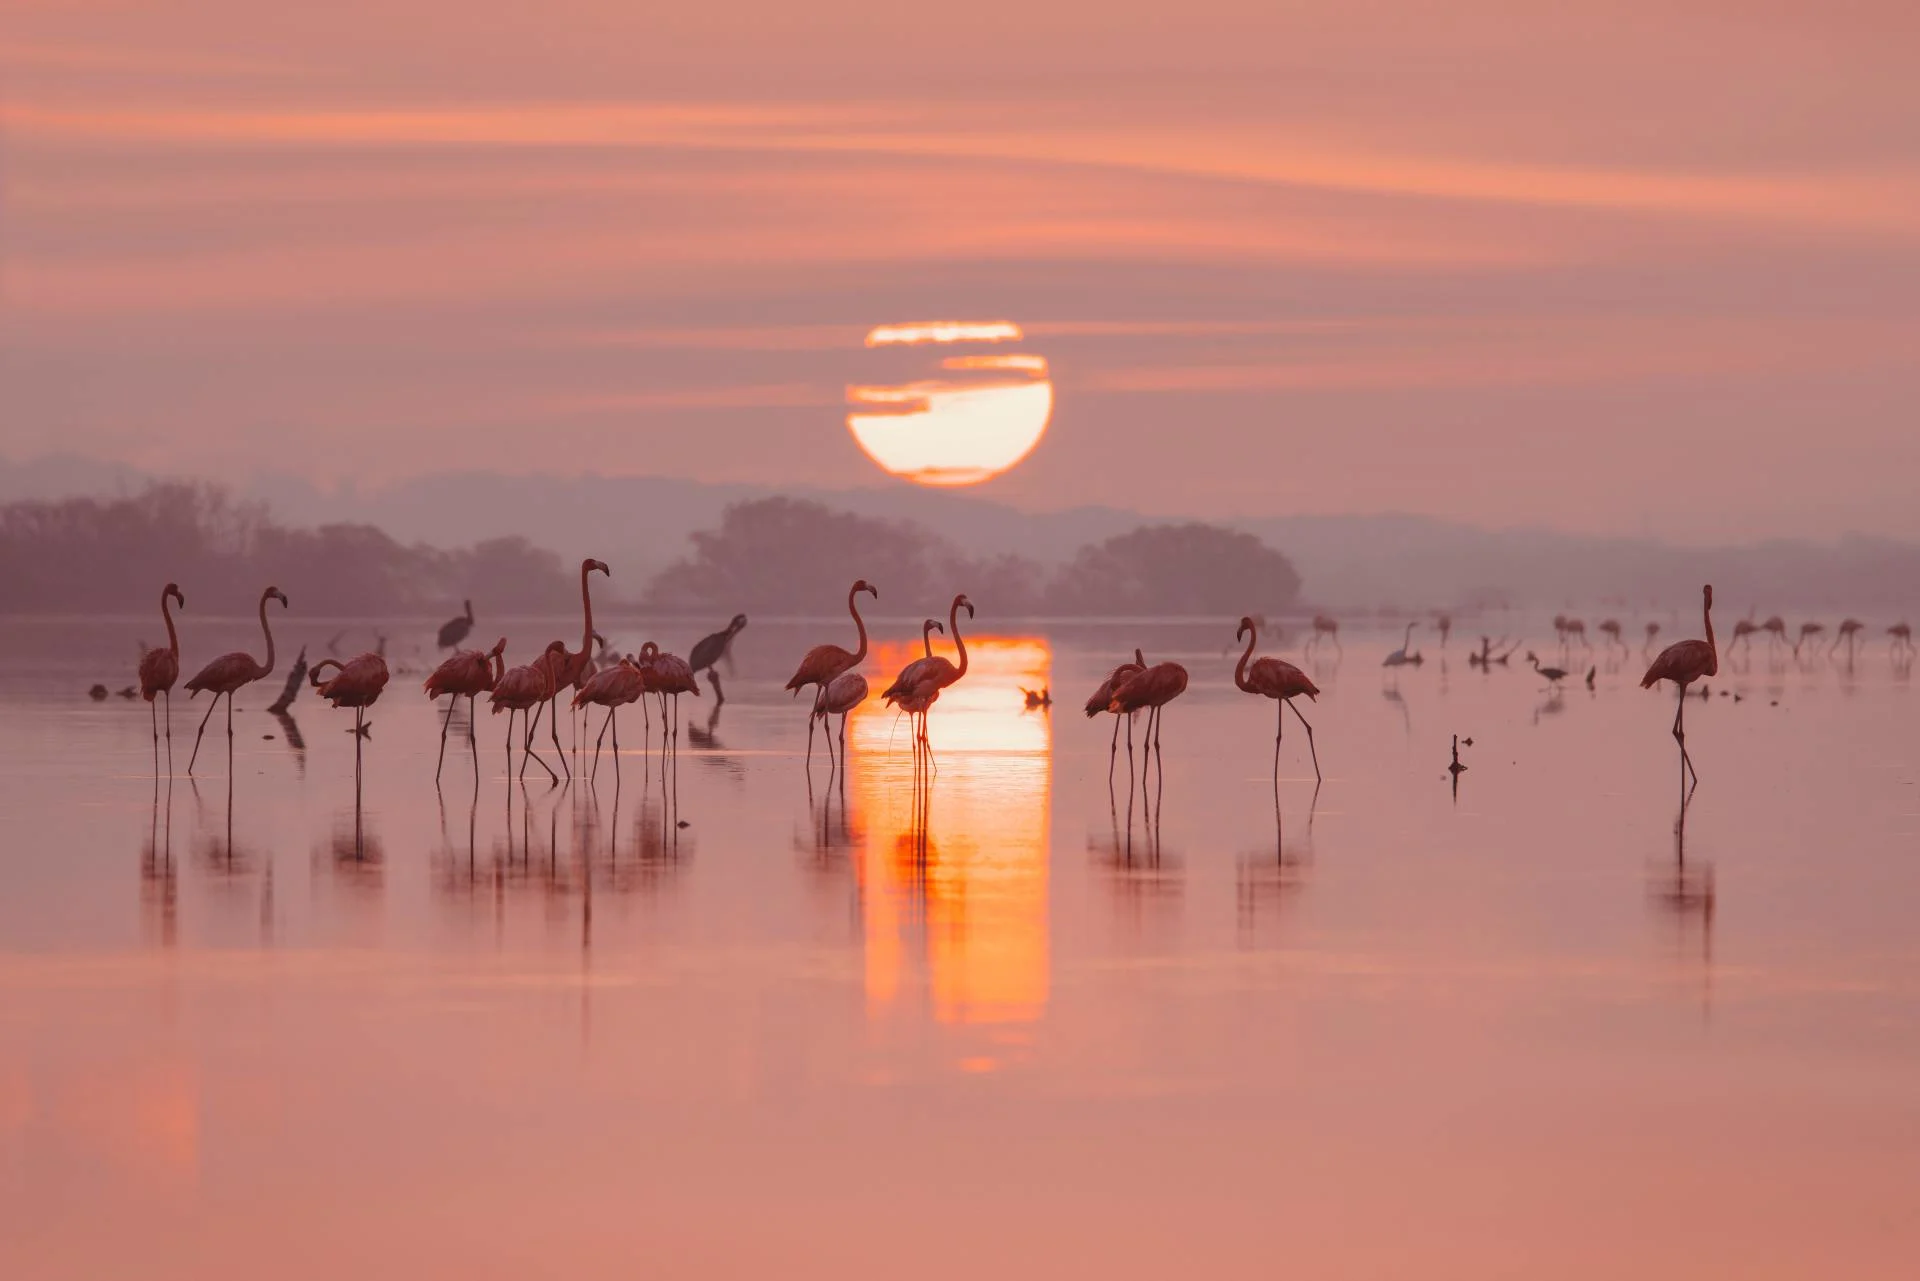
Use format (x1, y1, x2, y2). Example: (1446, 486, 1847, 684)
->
(2, 616, 1917, 1278)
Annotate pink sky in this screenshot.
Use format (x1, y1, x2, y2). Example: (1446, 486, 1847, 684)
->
(3, 2, 1917, 541)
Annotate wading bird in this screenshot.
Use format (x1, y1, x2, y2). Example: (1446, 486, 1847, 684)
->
(423, 637, 506, 783)
(1383, 623, 1423, 668)
(1891, 622, 1914, 657)
(437, 599, 475, 650)
(1728, 617, 1758, 654)
(184, 586, 287, 775)
(1109, 657, 1189, 788)
(536, 559, 610, 777)
(877, 620, 948, 770)
(138, 582, 185, 770)
(814, 670, 869, 767)
(1793, 621, 1825, 658)
(881, 596, 973, 768)
(1085, 648, 1147, 784)
(1644, 621, 1661, 655)
(1527, 652, 1570, 688)
(1234, 616, 1322, 783)
(572, 656, 646, 778)
(1642, 584, 1717, 789)
(786, 579, 878, 765)
(1307, 614, 1341, 655)
(490, 641, 568, 783)
(1598, 619, 1625, 654)
(645, 643, 701, 753)
(1832, 618, 1864, 659)
(1562, 618, 1591, 650)
(309, 651, 390, 778)
(688, 614, 747, 704)
(1761, 616, 1788, 652)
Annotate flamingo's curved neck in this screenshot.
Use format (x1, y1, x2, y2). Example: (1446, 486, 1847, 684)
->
(848, 587, 869, 664)
(923, 621, 939, 658)
(161, 589, 179, 658)
(1403, 623, 1415, 648)
(576, 565, 597, 660)
(1703, 592, 1718, 675)
(1234, 627, 1257, 691)
(256, 591, 278, 678)
(490, 648, 505, 684)
(949, 598, 969, 678)
(464, 599, 474, 623)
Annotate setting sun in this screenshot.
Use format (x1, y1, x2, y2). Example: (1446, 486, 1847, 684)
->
(847, 321, 1055, 487)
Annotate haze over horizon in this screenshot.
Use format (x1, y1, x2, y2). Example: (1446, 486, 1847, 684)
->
(4, 2, 1917, 544)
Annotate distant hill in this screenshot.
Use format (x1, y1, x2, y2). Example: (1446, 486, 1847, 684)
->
(4, 455, 1916, 614)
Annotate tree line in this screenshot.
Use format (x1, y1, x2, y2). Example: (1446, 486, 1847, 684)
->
(0, 486, 1304, 617)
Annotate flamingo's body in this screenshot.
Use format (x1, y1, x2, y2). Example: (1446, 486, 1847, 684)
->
(573, 657, 648, 776)
(183, 586, 287, 775)
(787, 580, 877, 765)
(1528, 652, 1570, 687)
(1598, 619, 1624, 653)
(1235, 617, 1321, 782)
(437, 599, 474, 650)
(138, 582, 185, 769)
(1562, 618, 1591, 650)
(1109, 658, 1189, 789)
(1641, 584, 1718, 787)
(646, 646, 701, 754)
(310, 651, 389, 779)
(1761, 616, 1788, 651)
(1832, 618, 1864, 658)
(1729, 618, 1759, 652)
(1643, 621, 1662, 656)
(1382, 623, 1423, 668)
(490, 640, 569, 781)
(1307, 614, 1341, 655)
(813, 670, 870, 766)
(424, 637, 506, 783)
(689, 614, 748, 703)
(534, 559, 609, 778)
(1793, 621, 1825, 657)
(1891, 622, 1914, 656)
(882, 596, 972, 767)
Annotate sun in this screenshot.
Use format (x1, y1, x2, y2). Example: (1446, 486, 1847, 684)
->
(846, 321, 1054, 487)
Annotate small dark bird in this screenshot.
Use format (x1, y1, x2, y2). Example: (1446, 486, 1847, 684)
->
(1021, 686, 1052, 709)
(437, 599, 475, 651)
(116, 686, 138, 700)
(1527, 652, 1569, 687)
(88, 684, 109, 701)
(688, 614, 748, 704)
(1448, 734, 1468, 777)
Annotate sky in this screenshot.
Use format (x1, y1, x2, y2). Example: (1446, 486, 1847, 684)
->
(3, 1, 1918, 543)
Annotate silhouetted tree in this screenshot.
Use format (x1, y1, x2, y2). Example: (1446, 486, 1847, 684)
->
(1049, 523, 1303, 615)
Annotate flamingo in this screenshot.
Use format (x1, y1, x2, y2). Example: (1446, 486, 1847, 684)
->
(1527, 652, 1570, 688)
(1728, 617, 1758, 654)
(786, 579, 878, 764)
(813, 670, 870, 767)
(1760, 615, 1788, 653)
(1307, 614, 1341, 655)
(437, 599, 475, 650)
(1831, 618, 1864, 659)
(1562, 618, 1591, 650)
(1644, 621, 1662, 654)
(572, 656, 647, 778)
(1108, 657, 1188, 790)
(1382, 623, 1423, 668)
(1642, 584, 1717, 788)
(1234, 616, 1322, 783)
(644, 643, 701, 754)
(183, 585, 287, 775)
(1793, 621, 1824, 658)
(138, 582, 185, 770)
(1891, 622, 1914, 657)
(309, 651, 390, 781)
(534, 558, 609, 778)
(881, 595, 973, 769)
(688, 614, 748, 704)
(1434, 612, 1452, 649)
(875, 619, 947, 763)
(424, 636, 506, 783)
(1598, 619, 1624, 654)
(490, 640, 568, 783)
(1086, 648, 1147, 784)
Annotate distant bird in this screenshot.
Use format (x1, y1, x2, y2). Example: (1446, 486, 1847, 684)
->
(1891, 622, 1914, 657)
(1598, 619, 1624, 653)
(1641, 584, 1717, 787)
(1585, 666, 1596, 690)
(1793, 621, 1825, 657)
(786, 579, 878, 764)
(437, 599, 475, 651)
(688, 614, 748, 704)
(1831, 618, 1864, 659)
(1644, 621, 1662, 655)
(813, 670, 869, 767)
(183, 586, 288, 775)
(1562, 618, 1591, 650)
(1233, 616, 1321, 782)
(1434, 612, 1452, 649)
(882, 595, 973, 767)
(1308, 614, 1342, 655)
(1383, 623, 1423, 668)
(1448, 734, 1467, 778)
(310, 651, 390, 777)
(573, 656, 647, 778)
(535, 558, 610, 778)
(1086, 648, 1147, 784)
(1109, 657, 1189, 787)
(138, 581, 185, 769)
(1728, 617, 1758, 653)
(490, 640, 569, 782)
(88, 684, 109, 701)
(423, 636, 506, 783)
(1527, 652, 1570, 688)
(1761, 615, 1788, 652)
(643, 642, 701, 753)
(1021, 687, 1052, 709)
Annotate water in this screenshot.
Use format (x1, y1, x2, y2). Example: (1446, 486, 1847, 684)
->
(3, 616, 1917, 1278)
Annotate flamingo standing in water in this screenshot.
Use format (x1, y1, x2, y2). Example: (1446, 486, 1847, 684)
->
(688, 614, 748, 703)
(1598, 619, 1625, 655)
(1760, 615, 1788, 653)
(1793, 621, 1825, 658)
(786, 579, 877, 766)
(873, 618, 947, 766)
(1307, 614, 1341, 655)
(813, 665, 875, 769)
(1085, 648, 1147, 784)
(1728, 617, 1759, 655)
(437, 599, 475, 650)
(309, 651, 390, 782)
(572, 656, 647, 779)
(138, 582, 185, 770)
(491, 641, 569, 783)
(1109, 657, 1188, 789)
(644, 642, 701, 755)
(184, 586, 287, 775)
(533, 559, 609, 778)
(1382, 623, 1422, 668)
(1891, 622, 1914, 657)
(1562, 618, 1591, 651)
(881, 595, 973, 769)
(1831, 618, 1864, 660)
(423, 637, 506, 783)
(1644, 621, 1662, 656)
(1234, 616, 1321, 783)
(1642, 584, 1717, 789)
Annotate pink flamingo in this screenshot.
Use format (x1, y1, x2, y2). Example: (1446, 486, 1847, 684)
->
(535, 558, 609, 779)
(813, 669, 871, 768)
(1234, 616, 1321, 782)
(880, 594, 972, 769)
(1831, 618, 1864, 659)
(1109, 658, 1189, 789)
(1891, 622, 1914, 657)
(137, 582, 185, 770)
(1085, 647, 1147, 784)
(309, 651, 390, 782)
(490, 640, 569, 783)
(643, 642, 701, 755)
(572, 656, 647, 779)
(183, 585, 287, 775)
(786, 579, 878, 765)
(424, 637, 506, 783)
(1307, 614, 1341, 655)
(875, 618, 947, 768)
(1642, 584, 1717, 788)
